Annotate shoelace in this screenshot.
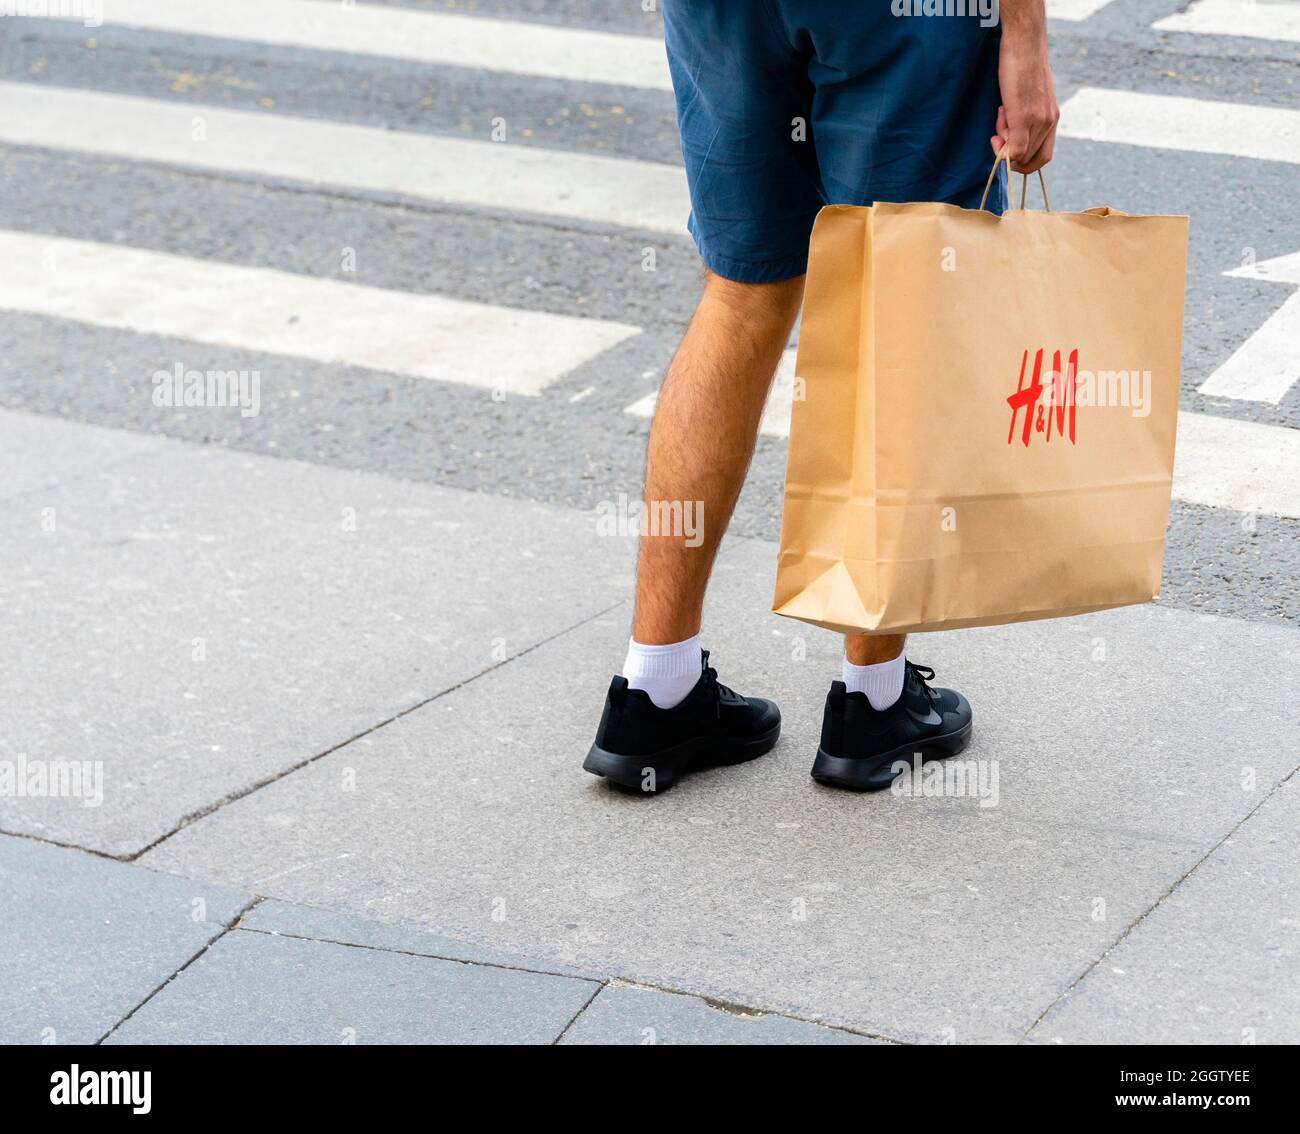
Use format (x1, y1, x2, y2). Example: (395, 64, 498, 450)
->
(906, 661, 940, 706)
(700, 649, 739, 717)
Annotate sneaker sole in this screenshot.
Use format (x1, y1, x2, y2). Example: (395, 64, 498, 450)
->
(810, 722, 973, 792)
(583, 723, 780, 794)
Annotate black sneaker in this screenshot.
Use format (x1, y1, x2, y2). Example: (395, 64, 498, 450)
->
(583, 650, 780, 793)
(811, 662, 972, 792)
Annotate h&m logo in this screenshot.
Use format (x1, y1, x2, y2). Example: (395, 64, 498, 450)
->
(1007, 347, 1078, 446)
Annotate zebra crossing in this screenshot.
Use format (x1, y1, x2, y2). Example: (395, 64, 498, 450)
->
(1, 1, 1297, 531)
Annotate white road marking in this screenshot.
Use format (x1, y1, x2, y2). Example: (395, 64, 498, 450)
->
(1058, 87, 1300, 164)
(0, 231, 639, 396)
(38, 0, 674, 91)
(0, 82, 690, 234)
(1200, 251, 1300, 403)
(1174, 411, 1300, 519)
(1155, 0, 1300, 44)
(1047, 0, 1115, 20)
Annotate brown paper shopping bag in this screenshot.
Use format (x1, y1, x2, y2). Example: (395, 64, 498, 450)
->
(773, 155, 1189, 635)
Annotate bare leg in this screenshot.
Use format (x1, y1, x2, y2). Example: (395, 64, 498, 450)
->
(631, 270, 805, 644)
(844, 633, 906, 666)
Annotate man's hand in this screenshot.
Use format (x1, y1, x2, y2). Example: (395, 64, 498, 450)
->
(990, 1, 1059, 174)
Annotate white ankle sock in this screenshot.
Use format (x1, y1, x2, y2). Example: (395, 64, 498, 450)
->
(623, 635, 702, 709)
(842, 652, 906, 711)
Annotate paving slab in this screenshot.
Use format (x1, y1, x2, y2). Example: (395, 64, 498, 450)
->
(139, 521, 1300, 1041)
(560, 983, 880, 1045)
(0, 408, 164, 502)
(1028, 777, 1300, 1045)
(104, 925, 599, 1045)
(241, 897, 597, 979)
(0, 409, 635, 856)
(0, 834, 250, 1044)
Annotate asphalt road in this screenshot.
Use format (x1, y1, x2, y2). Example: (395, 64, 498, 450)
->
(0, 0, 1297, 624)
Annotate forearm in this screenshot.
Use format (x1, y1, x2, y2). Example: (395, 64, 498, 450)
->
(991, 0, 1059, 173)
(999, 0, 1048, 43)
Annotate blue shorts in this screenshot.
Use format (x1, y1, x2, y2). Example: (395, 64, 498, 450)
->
(663, 0, 1007, 282)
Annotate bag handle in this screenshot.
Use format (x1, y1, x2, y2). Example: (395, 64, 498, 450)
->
(978, 144, 1051, 213)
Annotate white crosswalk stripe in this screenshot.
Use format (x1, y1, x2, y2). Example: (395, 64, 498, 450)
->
(1058, 87, 1300, 164)
(1047, 0, 1116, 20)
(1155, 0, 1300, 44)
(1174, 411, 1300, 520)
(1199, 252, 1300, 404)
(0, 231, 639, 395)
(0, 82, 690, 234)
(35, 0, 675, 90)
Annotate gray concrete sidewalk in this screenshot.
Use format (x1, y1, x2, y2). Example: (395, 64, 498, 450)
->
(2, 409, 1297, 1043)
(0, 835, 876, 1044)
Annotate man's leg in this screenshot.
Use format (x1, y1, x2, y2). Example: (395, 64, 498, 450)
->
(844, 634, 905, 666)
(582, 270, 798, 791)
(631, 270, 805, 645)
(842, 633, 908, 714)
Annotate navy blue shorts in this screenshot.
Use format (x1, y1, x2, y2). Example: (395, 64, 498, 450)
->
(663, 0, 1007, 282)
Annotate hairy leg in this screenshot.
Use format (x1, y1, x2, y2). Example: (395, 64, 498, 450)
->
(631, 270, 805, 644)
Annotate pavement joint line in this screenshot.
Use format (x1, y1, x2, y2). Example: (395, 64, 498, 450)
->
(126, 597, 630, 863)
(184, 919, 905, 1039)
(0, 825, 135, 864)
(232, 924, 601, 984)
(93, 894, 264, 1046)
(1019, 760, 1300, 1043)
(551, 981, 608, 1045)
(603, 978, 907, 1044)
